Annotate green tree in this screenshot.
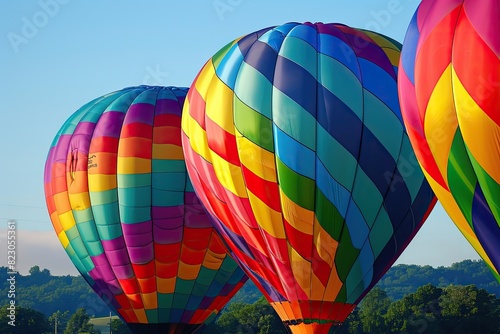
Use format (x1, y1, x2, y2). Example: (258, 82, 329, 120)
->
(384, 284, 443, 333)
(358, 288, 391, 334)
(64, 308, 98, 334)
(111, 318, 132, 334)
(49, 310, 70, 333)
(439, 285, 500, 333)
(0, 306, 50, 334)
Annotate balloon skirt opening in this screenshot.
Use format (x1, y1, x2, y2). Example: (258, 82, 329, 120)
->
(127, 323, 201, 334)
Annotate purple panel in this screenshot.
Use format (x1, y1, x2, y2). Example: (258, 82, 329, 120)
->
(102, 237, 126, 251)
(155, 98, 182, 116)
(74, 121, 97, 136)
(123, 103, 155, 125)
(93, 111, 125, 138)
(218, 283, 236, 296)
(198, 296, 215, 309)
(152, 206, 182, 219)
(52, 134, 71, 163)
(180, 310, 196, 323)
(122, 221, 153, 247)
(153, 216, 183, 229)
(44, 147, 56, 183)
(184, 212, 212, 229)
(127, 244, 154, 264)
(104, 248, 130, 266)
(112, 264, 134, 279)
(153, 224, 183, 244)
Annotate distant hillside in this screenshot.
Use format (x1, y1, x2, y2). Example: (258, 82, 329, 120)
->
(1, 260, 498, 318)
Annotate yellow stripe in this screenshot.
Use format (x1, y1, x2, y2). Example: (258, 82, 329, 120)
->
(184, 114, 211, 162)
(157, 277, 176, 294)
(206, 74, 235, 135)
(289, 245, 311, 299)
(194, 61, 217, 99)
(247, 190, 285, 238)
(152, 143, 184, 160)
(142, 292, 158, 310)
(132, 308, 147, 323)
(68, 192, 90, 211)
(88, 174, 117, 192)
(59, 211, 76, 231)
(181, 96, 191, 131)
(58, 231, 70, 248)
(117, 157, 151, 174)
(323, 268, 343, 302)
(424, 64, 459, 185)
(178, 262, 201, 280)
(202, 250, 223, 270)
(310, 272, 326, 300)
(280, 189, 314, 236)
(453, 67, 500, 184)
(236, 129, 277, 182)
(313, 219, 337, 267)
(211, 150, 247, 197)
(423, 167, 497, 271)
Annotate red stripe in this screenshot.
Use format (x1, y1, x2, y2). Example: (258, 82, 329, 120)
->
(187, 87, 206, 129)
(154, 113, 181, 127)
(241, 164, 281, 212)
(118, 277, 140, 295)
(311, 244, 332, 287)
(89, 136, 119, 154)
(154, 243, 181, 263)
(120, 123, 152, 139)
(180, 245, 206, 265)
(284, 219, 313, 261)
(153, 126, 182, 146)
(415, 6, 460, 119)
(454, 11, 500, 125)
(131, 261, 155, 279)
(182, 227, 211, 251)
(205, 116, 240, 165)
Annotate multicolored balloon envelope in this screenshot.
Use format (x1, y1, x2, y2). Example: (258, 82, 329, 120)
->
(44, 86, 247, 334)
(398, 0, 500, 282)
(182, 22, 436, 333)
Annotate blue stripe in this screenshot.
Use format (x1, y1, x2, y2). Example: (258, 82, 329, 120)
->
(359, 59, 402, 123)
(274, 125, 315, 179)
(316, 160, 351, 217)
(273, 55, 317, 117)
(287, 23, 317, 47)
(216, 43, 244, 90)
(345, 198, 369, 249)
(244, 41, 278, 83)
(401, 11, 420, 85)
(318, 34, 362, 82)
(259, 28, 286, 53)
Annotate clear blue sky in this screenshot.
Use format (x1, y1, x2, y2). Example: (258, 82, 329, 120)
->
(0, 0, 480, 275)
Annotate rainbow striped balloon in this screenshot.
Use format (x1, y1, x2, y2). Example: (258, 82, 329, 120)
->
(399, 0, 500, 281)
(44, 86, 247, 333)
(182, 22, 436, 333)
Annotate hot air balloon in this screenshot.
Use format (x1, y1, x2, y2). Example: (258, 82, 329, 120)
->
(181, 22, 436, 333)
(44, 86, 247, 334)
(398, 0, 500, 282)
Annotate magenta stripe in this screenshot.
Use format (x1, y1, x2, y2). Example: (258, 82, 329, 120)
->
(152, 206, 183, 219)
(154, 223, 183, 244)
(93, 111, 125, 138)
(155, 98, 183, 116)
(123, 103, 155, 125)
(464, 0, 500, 57)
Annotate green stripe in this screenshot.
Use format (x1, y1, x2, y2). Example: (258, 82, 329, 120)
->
(448, 131, 476, 228)
(173, 293, 190, 309)
(152, 159, 186, 173)
(335, 231, 359, 294)
(315, 187, 343, 241)
(89, 189, 117, 206)
(212, 40, 235, 69)
(469, 151, 500, 227)
(117, 174, 150, 188)
(234, 94, 274, 152)
(96, 223, 122, 240)
(131, 89, 158, 105)
(145, 310, 159, 323)
(158, 293, 174, 309)
(152, 172, 185, 191)
(276, 157, 315, 211)
(152, 189, 184, 207)
(176, 278, 195, 294)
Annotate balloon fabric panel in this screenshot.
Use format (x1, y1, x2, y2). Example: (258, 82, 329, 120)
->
(44, 86, 247, 334)
(399, 0, 500, 282)
(182, 22, 436, 332)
